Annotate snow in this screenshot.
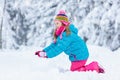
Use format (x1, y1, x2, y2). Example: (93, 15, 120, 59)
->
(0, 45, 120, 80)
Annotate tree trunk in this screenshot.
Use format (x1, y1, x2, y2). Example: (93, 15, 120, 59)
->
(0, 0, 6, 49)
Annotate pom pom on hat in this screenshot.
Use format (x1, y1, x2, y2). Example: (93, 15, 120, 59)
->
(58, 10, 66, 14)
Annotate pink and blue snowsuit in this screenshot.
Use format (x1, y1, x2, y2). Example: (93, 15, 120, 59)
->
(43, 24, 102, 72)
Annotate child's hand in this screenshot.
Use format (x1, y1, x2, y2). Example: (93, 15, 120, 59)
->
(35, 51, 47, 58)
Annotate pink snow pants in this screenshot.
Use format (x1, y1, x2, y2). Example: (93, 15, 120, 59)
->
(70, 60, 99, 72)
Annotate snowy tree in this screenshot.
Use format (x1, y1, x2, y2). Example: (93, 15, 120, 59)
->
(0, 0, 7, 49)
(0, 0, 120, 51)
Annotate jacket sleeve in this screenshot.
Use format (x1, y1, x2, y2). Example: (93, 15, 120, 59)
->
(43, 34, 72, 58)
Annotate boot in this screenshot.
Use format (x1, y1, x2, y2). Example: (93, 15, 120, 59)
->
(85, 61, 105, 73)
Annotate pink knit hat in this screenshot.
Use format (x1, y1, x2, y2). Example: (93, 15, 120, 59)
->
(55, 10, 70, 26)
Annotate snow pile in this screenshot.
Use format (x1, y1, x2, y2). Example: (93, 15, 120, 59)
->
(0, 45, 120, 80)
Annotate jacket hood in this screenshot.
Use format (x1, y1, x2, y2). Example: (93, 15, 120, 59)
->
(69, 24, 78, 34)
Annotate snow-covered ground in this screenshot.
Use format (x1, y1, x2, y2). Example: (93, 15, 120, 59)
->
(0, 45, 120, 80)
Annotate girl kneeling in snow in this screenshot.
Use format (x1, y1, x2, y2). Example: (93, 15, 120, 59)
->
(35, 10, 104, 73)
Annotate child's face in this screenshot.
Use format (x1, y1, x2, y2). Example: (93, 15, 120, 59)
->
(54, 20, 62, 28)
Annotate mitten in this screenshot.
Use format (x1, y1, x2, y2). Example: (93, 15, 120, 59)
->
(35, 51, 47, 58)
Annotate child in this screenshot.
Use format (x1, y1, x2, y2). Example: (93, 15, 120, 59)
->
(35, 10, 104, 73)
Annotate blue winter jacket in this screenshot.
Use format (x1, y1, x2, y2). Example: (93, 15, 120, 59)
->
(43, 24, 89, 62)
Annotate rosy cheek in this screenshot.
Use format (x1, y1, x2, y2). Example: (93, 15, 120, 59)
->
(54, 20, 62, 27)
(56, 23, 60, 27)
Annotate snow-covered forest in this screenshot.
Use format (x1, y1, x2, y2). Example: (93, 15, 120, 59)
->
(0, 0, 120, 80)
(0, 0, 120, 51)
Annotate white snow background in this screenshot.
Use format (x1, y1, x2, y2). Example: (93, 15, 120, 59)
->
(0, 0, 120, 51)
